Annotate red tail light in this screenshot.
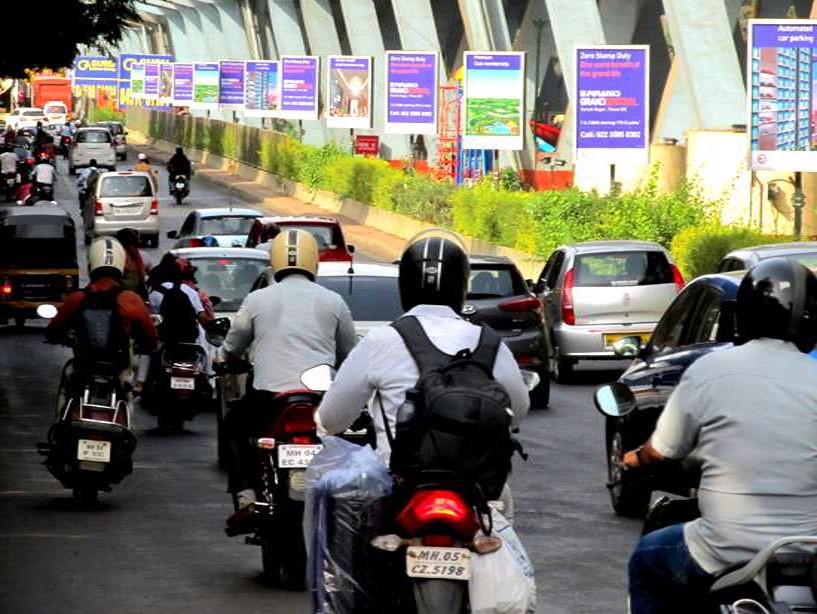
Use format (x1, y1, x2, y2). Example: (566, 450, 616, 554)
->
(422, 534, 454, 547)
(270, 401, 317, 438)
(150, 198, 158, 215)
(94, 200, 103, 216)
(65, 275, 74, 289)
(671, 264, 685, 292)
(1, 278, 12, 297)
(188, 237, 203, 248)
(499, 296, 541, 313)
(561, 268, 576, 326)
(395, 490, 479, 539)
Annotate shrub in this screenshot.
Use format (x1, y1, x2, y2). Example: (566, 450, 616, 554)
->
(89, 106, 126, 123)
(324, 156, 395, 204)
(390, 175, 454, 226)
(451, 184, 533, 248)
(296, 141, 345, 190)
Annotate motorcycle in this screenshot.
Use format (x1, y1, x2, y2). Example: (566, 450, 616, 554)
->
(59, 135, 72, 159)
(35, 305, 137, 504)
(142, 342, 210, 430)
(170, 174, 189, 205)
(36, 182, 54, 202)
(14, 181, 35, 206)
(3, 171, 17, 201)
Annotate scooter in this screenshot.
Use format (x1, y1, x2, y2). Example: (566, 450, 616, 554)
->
(36, 182, 54, 202)
(170, 174, 189, 205)
(59, 135, 72, 159)
(143, 341, 210, 431)
(14, 181, 36, 206)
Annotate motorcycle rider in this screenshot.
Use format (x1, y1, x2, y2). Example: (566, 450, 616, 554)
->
(219, 229, 356, 530)
(76, 159, 99, 209)
(166, 146, 192, 193)
(32, 157, 55, 200)
(134, 152, 158, 191)
(623, 258, 817, 613)
(3, 125, 16, 147)
(1, 145, 18, 191)
(116, 228, 151, 300)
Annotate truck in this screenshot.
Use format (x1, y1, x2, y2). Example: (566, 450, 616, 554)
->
(31, 76, 72, 120)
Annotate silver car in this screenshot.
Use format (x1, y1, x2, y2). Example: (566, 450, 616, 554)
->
(717, 242, 817, 272)
(536, 241, 684, 382)
(84, 171, 159, 246)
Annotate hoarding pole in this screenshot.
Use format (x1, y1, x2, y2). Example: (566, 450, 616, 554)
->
(610, 164, 619, 194)
(793, 171, 805, 240)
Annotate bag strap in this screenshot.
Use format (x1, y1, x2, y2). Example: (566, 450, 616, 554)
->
(391, 316, 453, 375)
(469, 325, 502, 372)
(375, 391, 395, 448)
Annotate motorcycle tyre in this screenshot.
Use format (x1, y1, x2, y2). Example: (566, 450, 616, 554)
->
(412, 578, 467, 614)
(175, 193, 183, 205)
(73, 486, 98, 506)
(261, 521, 306, 590)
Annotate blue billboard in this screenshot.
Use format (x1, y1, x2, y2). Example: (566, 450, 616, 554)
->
(117, 53, 173, 110)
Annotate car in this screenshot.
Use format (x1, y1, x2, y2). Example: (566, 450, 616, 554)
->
(535, 240, 684, 382)
(245, 216, 355, 262)
(598, 271, 742, 517)
(717, 242, 817, 272)
(82, 171, 159, 247)
(42, 101, 68, 125)
(464, 255, 552, 408)
(168, 207, 263, 248)
(91, 121, 128, 160)
(5, 107, 46, 130)
(69, 127, 116, 174)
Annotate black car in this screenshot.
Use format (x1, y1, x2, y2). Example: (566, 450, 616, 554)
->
(601, 272, 742, 517)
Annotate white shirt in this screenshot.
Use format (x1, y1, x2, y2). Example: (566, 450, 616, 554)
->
(317, 304, 530, 464)
(33, 163, 55, 184)
(0, 151, 17, 174)
(653, 338, 817, 574)
(76, 166, 97, 191)
(149, 282, 207, 350)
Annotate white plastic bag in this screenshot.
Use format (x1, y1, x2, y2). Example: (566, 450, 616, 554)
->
(469, 509, 537, 614)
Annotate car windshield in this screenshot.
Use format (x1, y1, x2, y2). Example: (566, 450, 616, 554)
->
(317, 275, 403, 321)
(468, 267, 523, 298)
(77, 130, 110, 143)
(0, 219, 76, 267)
(200, 216, 256, 236)
(574, 251, 673, 287)
(44, 104, 65, 114)
(100, 176, 152, 197)
(278, 224, 338, 250)
(192, 257, 268, 312)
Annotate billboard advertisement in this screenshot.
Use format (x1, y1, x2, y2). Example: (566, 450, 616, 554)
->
(748, 20, 817, 171)
(130, 64, 145, 99)
(143, 62, 161, 100)
(219, 60, 245, 109)
(462, 52, 525, 150)
(159, 62, 174, 104)
(385, 51, 439, 135)
(72, 55, 118, 110)
(574, 45, 649, 165)
(326, 56, 372, 129)
(117, 53, 173, 109)
(243, 60, 279, 117)
(172, 63, 194, 106)
(279, 56, 319, 120)
(191, 62, 220, 109)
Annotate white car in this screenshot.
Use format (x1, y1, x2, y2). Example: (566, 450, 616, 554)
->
(69, 127, 117, 173)
(83, 171, 159, 246)
(43, 101, 68, 125)
(6, 107, 47, 129)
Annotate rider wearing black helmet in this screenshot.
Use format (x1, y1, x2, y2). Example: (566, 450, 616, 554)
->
(623, 258, 817, 613)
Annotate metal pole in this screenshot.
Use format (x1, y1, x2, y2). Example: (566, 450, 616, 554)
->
(533, 19, 546, 121)
(793, 171, 805, 239)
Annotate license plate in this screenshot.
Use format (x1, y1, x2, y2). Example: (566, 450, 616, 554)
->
(277, 444, 322, 468)
(603, 332, 649, 349)
(175, 182, 184, 189)
(406, 547, 471, 580)
(77, 439, 111, 463)
(171, 376, 195, 390)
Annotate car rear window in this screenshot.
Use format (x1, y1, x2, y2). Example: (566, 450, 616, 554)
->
(201, 216, 257, 236)
(278, 224, 341, 250)
(785, 253, 817, 268)
(99, 176, 152, 197)
(468, 266, 526, 297)
(317, 275, 403, 321)
(23, 110, 43, 117)
(44, 104, 65, 113)
(0, 220, 76, 267)
(77, 130, 111, 144)
(191, 257, 268, 312)
(101, 123, 122, 135)
(574, 251, 673, 287)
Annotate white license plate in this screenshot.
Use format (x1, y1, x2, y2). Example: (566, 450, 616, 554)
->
(114, 206, 141, 215)
(77, 439, 111, 463)
(406, 547, 471, 580)
(277, 444, 322, 468)
(175, 182, 185, 189)
(171, 377, 195, 390)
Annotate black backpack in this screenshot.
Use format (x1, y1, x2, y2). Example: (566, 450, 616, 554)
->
(155, 282, 199, 345)
(383, 316, 514, 502)
(74, 286, 129, 373)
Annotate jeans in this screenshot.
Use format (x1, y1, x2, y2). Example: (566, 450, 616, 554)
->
(628, 524, 714, 614)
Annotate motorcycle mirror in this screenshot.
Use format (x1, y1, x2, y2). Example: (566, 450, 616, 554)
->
(209, 296, 222, 307)
(300, 364, 334, 392)
(594, 383, 636, 418)
(520, 369, 540, 392)
(36, 304, 58, 319)
(150, 314, 163, 327)
(204, 317, 231, 347)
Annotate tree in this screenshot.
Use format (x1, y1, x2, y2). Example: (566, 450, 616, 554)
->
(2, 0, 141, 77)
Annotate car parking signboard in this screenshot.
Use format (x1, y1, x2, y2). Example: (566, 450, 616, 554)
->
(748, 20, 817, 171)
(462, 52, 525, 150)
(278, 56, 319, 120)
(574, 45, 649, 165)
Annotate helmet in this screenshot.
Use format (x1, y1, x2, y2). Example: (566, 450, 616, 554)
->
(176, 256, 197, 280)
(88, 237, 126, 280)
(201, 235, 218, 247)
(270, 228, 319, 282)
(398, 229, 470, 312)
(138, 152, 147, 161)
(736, 257, 817, 353)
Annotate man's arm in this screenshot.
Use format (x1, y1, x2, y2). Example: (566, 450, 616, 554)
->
(317, 335, 376, 436)
(334, 298, 357, 365)
(222, 296, 254, 358)
(491, 342, 530, 428)
(45, 291, 83, 344)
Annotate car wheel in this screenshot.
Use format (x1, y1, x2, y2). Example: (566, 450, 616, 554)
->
(529, 367, 550, 409)
(554, 349, 575, 384)
(607, 424, 650, 518)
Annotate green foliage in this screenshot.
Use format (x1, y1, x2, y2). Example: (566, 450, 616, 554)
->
(88, 106, 125, 124)
(497, 167, 526, 192)
(295, 141, 345, 191)
(325, 156, 395, 204)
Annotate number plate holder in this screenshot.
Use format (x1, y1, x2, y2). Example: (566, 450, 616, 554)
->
(406, 547, 471, 580)
(277, 444, 322, 468)
(171, 377, 195, 390)
(77, 439, 111, 463)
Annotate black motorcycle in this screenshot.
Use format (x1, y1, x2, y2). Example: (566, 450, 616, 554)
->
(142, 341, 211, 430)
(3, 172, 17, 201)
(170, 174, 189, 205)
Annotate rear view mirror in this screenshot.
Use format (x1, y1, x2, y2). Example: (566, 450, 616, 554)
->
(167, 230, 178, 239)
(36, 304, 58, 319)
(209, 296, 222, 307)
(204, 317, 231, 347)
(347, 244, 356, 254)
(612, 336, 643, 359)
(594, 383, 636, 418)
(300, 364, 335, 392)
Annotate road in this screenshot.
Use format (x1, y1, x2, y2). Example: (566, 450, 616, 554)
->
(0, 154, 641, 613)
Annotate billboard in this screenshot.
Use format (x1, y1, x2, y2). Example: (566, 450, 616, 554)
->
(574, 45, 649, 165)
(326, 56, 372, 129)
(159, 62, 174, 104)
(385, 51, 439, 135)
(279, 56, 319, 120)
(117, 53, 173, 109)
(143, 62, 161, 100)
(219, 60, 245, 109)
(244, 60, 279, 117)
(130, 64, 145, 99)
(462, 52, 525, 150)
(172, 63, 194, 107)
(191, 62, 220, 109)
(748, 20, 817, 171)
(72, 55, 118, 110)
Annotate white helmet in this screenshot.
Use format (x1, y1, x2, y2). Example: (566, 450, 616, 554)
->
(138, 152, 147, 161)
(88, 237, 126, 279)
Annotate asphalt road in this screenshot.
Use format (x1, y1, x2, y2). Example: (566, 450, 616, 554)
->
(0, 154, 642, 613)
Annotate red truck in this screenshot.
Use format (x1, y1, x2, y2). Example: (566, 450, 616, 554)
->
(31, 76, 72, 120)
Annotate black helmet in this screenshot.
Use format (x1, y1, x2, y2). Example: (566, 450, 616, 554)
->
(398, 230, 470, 312)
(736, 257, 817, 353)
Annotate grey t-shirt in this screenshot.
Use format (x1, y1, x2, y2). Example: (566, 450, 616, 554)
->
(652, 338, 817, 574)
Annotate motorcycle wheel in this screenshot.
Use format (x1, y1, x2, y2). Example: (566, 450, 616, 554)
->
(73, 486, 98, 505)
(158, 413, 184, 432)
(261, 529, 306, 590)
(606, 425, 650, 518)
(175, 193, 183, 205)
(412, 579, 467, 614)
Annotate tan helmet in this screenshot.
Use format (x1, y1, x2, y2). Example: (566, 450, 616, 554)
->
(270, 228, 319, 282)
(88, 236, 126, 279)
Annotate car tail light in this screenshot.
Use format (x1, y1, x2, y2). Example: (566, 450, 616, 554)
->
(1, 278, 12, 297)
(671, 264, 685, 292)
(291, 435, 312, 444)
(188, 238, 203, 248)
(65, 275, 74, 289)
(395, 490, 479, 539)
(94, 201, 103, 216)
(150, 198, 158, 215)
(499, 296, 541, 313)
(561, 268, 576, 326)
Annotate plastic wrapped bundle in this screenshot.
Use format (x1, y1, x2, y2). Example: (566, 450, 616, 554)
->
(304, 436, 393, 614)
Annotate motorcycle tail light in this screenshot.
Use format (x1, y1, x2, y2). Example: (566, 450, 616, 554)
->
(422, 534, 454, 547)
(256, 437, 276, 450)
(1, 278, 12, 297)
(291, 435, 312, 444)
(473, 534, 503, 554)
(371, 534, 404, 552)
(272, 402, 316, 437)
(395, 490, 478, 539)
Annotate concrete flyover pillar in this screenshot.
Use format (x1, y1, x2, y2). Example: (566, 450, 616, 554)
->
(265, 0, 304, 56)
(599, 0, 644, 45)
(391, 0, 442, 54)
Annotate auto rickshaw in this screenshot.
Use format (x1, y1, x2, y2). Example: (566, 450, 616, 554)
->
(0, 204, 79, 327)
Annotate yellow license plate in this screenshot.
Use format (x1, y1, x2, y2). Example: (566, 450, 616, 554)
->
(604, 332, 649, 349)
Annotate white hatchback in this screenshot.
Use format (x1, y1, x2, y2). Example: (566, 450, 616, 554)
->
(70, 127, 116, 173)
(6, 107, 47, 129)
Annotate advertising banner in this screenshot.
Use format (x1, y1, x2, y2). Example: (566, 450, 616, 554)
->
(130, 64, 145, 99)
(574, 45, 649, 165)
(143, 62, 161, 99)
(278, 56, 319, 120)
(326, 56, 372, 129)
(191, 61, 220, 109)
(462, 52, 525, 150)
(72, 55, 118, 110)
(172, 63, 194, 107)
(748, 20, 817, 171)
(243, 60, 279, 117)
(219, 60, 245, 109)
(159, 62, 174, 104)
(385, 51, 438, 135)
(117, 53, 173, 109)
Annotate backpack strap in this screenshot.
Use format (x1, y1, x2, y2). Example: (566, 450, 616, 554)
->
(469, 325, 502, 372)
(391, 316, 453, 374)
